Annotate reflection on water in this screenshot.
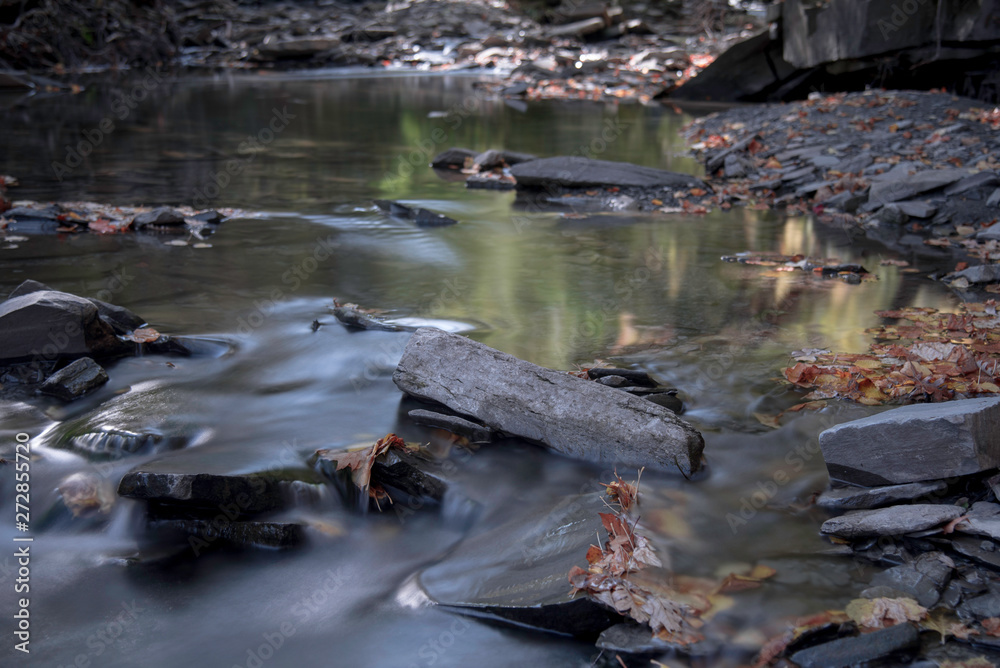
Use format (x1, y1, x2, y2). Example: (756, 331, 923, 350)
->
(0, 74, 964, 666)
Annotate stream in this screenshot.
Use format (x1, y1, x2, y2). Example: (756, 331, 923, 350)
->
(0, 72, 965, 667)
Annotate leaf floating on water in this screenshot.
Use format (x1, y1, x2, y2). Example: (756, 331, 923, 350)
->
(845, 596, 926, 629)
(921, 609, 979, 643)
(122, 327, 160, 343)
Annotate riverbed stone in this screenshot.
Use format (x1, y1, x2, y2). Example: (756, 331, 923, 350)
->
(0, 289, 128, 363)
(816, 481, 948, 511)
(393, 328, 704, 475)
(867, 169, 969, 206)
(818, 397, 1000, 485)
(954, 502, 1000, 542)
(431, 147, 476, 169)
(820, 504, 964, 539)
(473, 149, 536, 170)
(417, 492, 620, 635)
(866, 552, 953, 607)
(38, 357, 109, 400)
(407, 409, 493, 442)
(788, 622, 919, 668)
(132, 206, 185, 229)
(510, 156, 707, 190)
(945, 264, 1000, 285)
(587, 367, 657, 387)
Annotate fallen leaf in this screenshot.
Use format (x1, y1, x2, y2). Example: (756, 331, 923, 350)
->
(121, 327, 160, 343)
(846, 597, 926, 629)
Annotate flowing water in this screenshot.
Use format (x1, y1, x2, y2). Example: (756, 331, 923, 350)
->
(0, 73, 964, 667)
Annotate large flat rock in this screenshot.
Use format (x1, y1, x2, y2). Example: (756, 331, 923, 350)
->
(788, 622, 919, 668)
(416, 492, 619, 636)
(510, 156, 706, 191)
(821, 504, 964, 539)
(867, 168, 969, 206)
(392, 328, 704, 475)
(819, 397, 1000, 485)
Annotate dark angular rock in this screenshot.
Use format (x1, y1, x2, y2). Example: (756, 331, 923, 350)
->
(417, 492, 619, 636)
(407, 409, 493, 442)
(430, 147, 477, 169)
(867, 552, 954, 607)
(596, 375, 628, 388)
(644, 392, 683, 414)
(373, 199, 457, 227)
(945, 171, 1000, 196)
(788, 623, 918, 668)
(820, 504, 964, 539)
(191, 210, 224, 224)
(393, 328, 704, 475)
(7, 279, 51, 299)
(816, 481, 948, 511)
(819, 397, 1000, 485)
(959, 590, 1000, 620)
(868, 169, 969, 206)
(132, 207, 186, 229)
(474, 149, 536, 170)
(895, 201, 937, 219)
(257, 36, 341, 58)
(330, 304, 415, 332)
(945, 264, 1000, 285)
(586, 367, 657, 387)
(0, 290, 128, 363)
(38, 357, 109, 400)
(510, 156, 707, 191)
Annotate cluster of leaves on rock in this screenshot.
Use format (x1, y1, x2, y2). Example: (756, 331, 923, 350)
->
(782, 302, 1000, 406)
(568, 472, 775, 645)
(317, 433, 422, 509)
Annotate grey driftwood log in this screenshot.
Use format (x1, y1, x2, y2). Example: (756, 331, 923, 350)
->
(392, 328, 704, 476)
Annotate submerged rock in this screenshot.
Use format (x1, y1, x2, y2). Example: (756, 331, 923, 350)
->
(38, 357, 109, 400)
(416, 492, 619, 636)
(816, 481, 948, 511)
(819, 397, 1000, 486)
(788, 622, 919, 668)
(430, 147, 477, 170)
(407, 409, 494, 442)
(132, 206, 186, 229)
(119, 442, 326, 515)
(373, 199, 458, 226)
(510, 156, 707, 191)
(393, 328, 704, 475)
(148, 518, 306, 549)
(820, 504, 964, 539)
(330, 303, 417, 332)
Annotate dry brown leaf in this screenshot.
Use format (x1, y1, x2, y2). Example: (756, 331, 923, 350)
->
(846, 597, 926, 629)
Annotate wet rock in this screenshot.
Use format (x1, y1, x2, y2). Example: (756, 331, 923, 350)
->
(821, 504, 964, 539)
(944, 264, 1000, 285)
(0, 289, 129, 363)
(977, 223, 1000, 241)
(7, 279, 51, 299)
(868, 169, 969, 206)
(546, 17, 605, 39)
(895, 201, 937, 219)
(595, 622, 716, 656)
(312, 444, 449, 508)
(788, 622, 919, 668)
(132, 206, 186, 229)
(473, 149, 536, 170)
(874, 204, 909, 225)
(38, 357, 109, 400)
(191, 210, 224, 224)
(824, 190, 867, 213)
(407, 409, 493, 442)
(816, 481, 948, 511)
(118, 442, 325, 515)
(867, 552, 954, 607)
(819, 397, 1000, 485)
(959, 589, 1000, 620)
(669, 30, 798, 103)
(149, 517, 305, 549)
(373, 199, 457, 226)
(430, 147, 477, 170)
(393, 328, 704, 475)
(586, 367, 657, 387)
(7, 280, 146, 335)
(955, 502, 1000, 541)
(596, 375, 627, 388)
(945, 171, 1000, 196)
(416, 492, 619, 636)
(330, 303, 416, 332)
(510, 156, 706, 191)
(644, 391, 683, 414)
(937, 534, 1000, 571)
(257, 36, 341, 59)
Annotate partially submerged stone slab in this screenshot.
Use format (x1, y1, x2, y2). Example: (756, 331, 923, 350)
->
(820, 504, 964, 539)
(510, 156, 706, 190)
(38, 357, 109, 400)
(393, 328, 704, 475)
(819, 397, 1000, 485)
(788, 622, 919, 668)
(407, 409, 493, 442)
(417, 492, 619, 636)
(867, 168, 968, 205)
(816, 480, 948, 511)
(0, 290, 126, 362)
